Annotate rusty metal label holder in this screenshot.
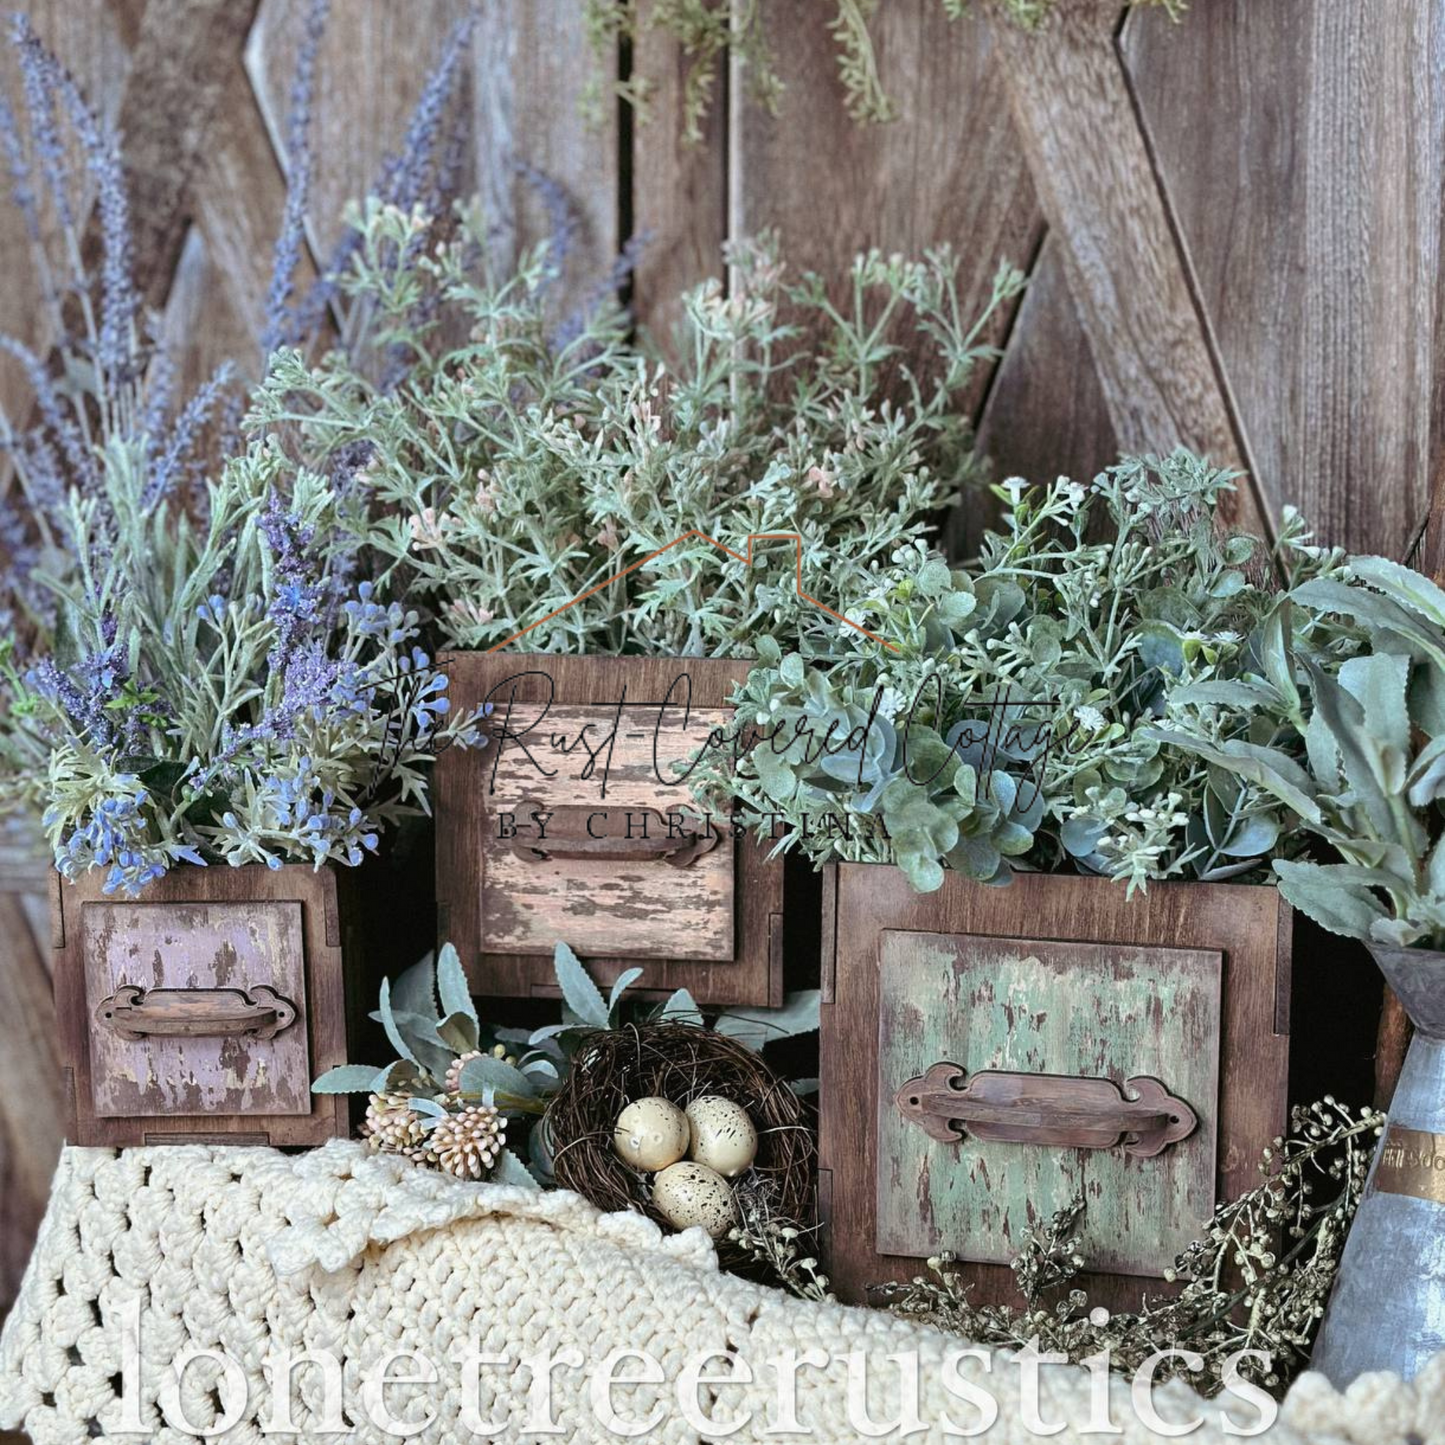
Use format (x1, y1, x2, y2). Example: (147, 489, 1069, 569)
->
(95, 983, 298, 1042)
(895, 1061, 1197, 1158)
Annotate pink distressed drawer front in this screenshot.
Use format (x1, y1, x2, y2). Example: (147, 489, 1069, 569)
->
(480, 703, 736, 961)
(81, 900, 313, 1117)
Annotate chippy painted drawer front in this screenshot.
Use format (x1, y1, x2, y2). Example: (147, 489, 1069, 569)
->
(479, 702, 736, 962)
(437, 655, 785, 1006)
(876, 931, 1220, 1277)
(82, 900, 312, 1118)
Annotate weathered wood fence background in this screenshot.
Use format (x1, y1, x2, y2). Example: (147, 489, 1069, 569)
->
(0, 0, 1441, 1361)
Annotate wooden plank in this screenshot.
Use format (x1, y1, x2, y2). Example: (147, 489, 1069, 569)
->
(55, 863, 349, 1147)
(247, 0, 619, 317)
(102, 0, 260, 308)
(958, 231, 1119, 559)
(438, 654, 784, 1006)
(184, 58, 310, 377)
(1125, 0, 1443, 557)
(989, 0, 1269, 540)
(729, 1, 1040, 411)
(0, 896, 62, 1331)
(630, 0, 728, 349)
(478, 703, 737, 961)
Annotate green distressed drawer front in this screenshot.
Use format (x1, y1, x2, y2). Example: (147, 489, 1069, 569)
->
(876, 930, 1222, 1277)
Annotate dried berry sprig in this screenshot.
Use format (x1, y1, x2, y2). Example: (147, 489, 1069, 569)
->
(872, 1098, 1383, 1397)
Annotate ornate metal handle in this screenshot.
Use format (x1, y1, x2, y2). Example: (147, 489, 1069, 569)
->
(895, 1063, 1197, 1158)
(95, 984, 297, 1042)
(508, 801, 720, 869)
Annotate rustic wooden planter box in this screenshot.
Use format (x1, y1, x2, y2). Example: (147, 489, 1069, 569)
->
(436, 654, 784, 1006)
(51, 862, 356, 1147)
(819, 864, 1292, 1312)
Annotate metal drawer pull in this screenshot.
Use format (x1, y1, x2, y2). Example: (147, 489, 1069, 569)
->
(509, 801, 720, 869)
(895, 1063, 1197, 1158)
(95, 984, 298, 1042)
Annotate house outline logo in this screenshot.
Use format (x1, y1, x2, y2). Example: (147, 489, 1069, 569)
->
(485, 530, 901, 653)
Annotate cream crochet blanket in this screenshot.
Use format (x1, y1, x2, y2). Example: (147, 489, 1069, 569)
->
(0, 1143, 1436, 1443)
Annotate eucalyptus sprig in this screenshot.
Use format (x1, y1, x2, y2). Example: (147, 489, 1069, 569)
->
(699, 452, 1329, 893)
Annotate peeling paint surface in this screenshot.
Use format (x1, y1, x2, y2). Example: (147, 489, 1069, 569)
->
(81, 900, 310, 1118)
(481, 704, 736, 960)
(876, 931, 1221, 1275)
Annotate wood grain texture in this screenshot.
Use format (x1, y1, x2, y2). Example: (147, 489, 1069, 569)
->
(437, 654, 784, 1006)
(104, 0, 260, 309)
(478, 702, 737, 960)
(820, 865, 1292, 1310)
(0, 894, 62, 1337)
(957, 231, 1120, 558)
(82, 899, 312, 1117)
(1125, 0, 1444, 557)
(630, 0, 728, 349)
(877, 932, 1220, 1276)
(249, 0, 619, 317)
(730, 0, 1039, 410)
(52, 863, 352, 1147)
(989, 0, 1267, 539)
(0, 1, 132, 421)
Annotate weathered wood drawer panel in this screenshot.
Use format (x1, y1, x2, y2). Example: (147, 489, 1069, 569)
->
(52, 863, 353, 1147)
(437, 654, 784, 1006)
(819, 864, 1291, 1312)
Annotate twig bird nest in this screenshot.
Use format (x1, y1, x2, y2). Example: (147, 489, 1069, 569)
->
(545, 1022, 815, 1262)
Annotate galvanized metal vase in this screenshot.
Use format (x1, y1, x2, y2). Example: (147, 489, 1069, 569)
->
(1311, 944, 1445, 1384)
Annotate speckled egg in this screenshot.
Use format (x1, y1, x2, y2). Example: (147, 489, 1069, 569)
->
(685, 1095, 758, 1178)
(613, 1096, 689, 1171)
(651, 1161, 736, 1238)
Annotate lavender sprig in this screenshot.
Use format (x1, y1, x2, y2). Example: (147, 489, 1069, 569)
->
(262, 0, 329, 358)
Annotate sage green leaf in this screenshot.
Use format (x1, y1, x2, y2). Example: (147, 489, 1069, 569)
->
(1408, 735, 1445, 808)
(436, 1010, 480, 1055)
(715, 990, 821, 1050)
(376, 978, 419, 1067)
(1338, 651, 1410, 765)
(436, 942, 476, 1027)
(458, 1053, 539, 1100)
(552, 941, 609, 1028)
(490, 1147, 541, 1189)
(311, 1063, 384, 1095)
(607, 967, 646, 1018)
(898, 849, 946, 892)
(1302, 659, 1405, 842)
(657, 987, 702, 1024)
(1144, 728, 1321, 824)
(407, 1096, 447, 1120)
(1218, 815, 1280, 858)
(1350, 555, 1445, 629)
(390, 955, 439, 1026)
(1273, 859, 1389, 942)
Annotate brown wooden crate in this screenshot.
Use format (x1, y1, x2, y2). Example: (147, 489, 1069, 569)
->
(437, 653, 784, 1006)
(52, 863, 353, 1147)
(819, 863, 1291, 1311)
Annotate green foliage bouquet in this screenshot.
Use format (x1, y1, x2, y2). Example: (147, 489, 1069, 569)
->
(251, 207, 1024, 657)
(1156, 553, 1445, 950)
(697, 452, 1333, 893)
